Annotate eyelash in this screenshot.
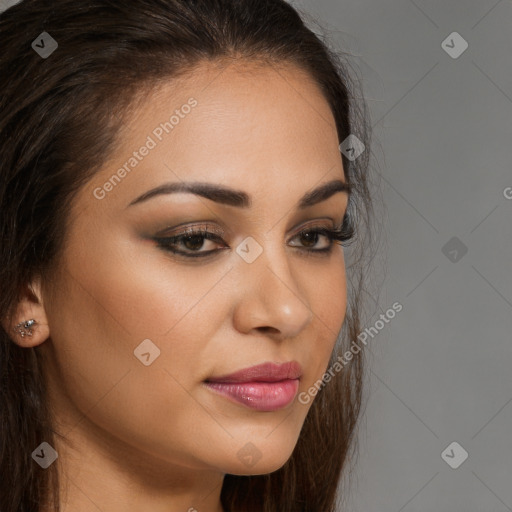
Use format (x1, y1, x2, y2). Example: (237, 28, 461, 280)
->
(153, 216, 355, 259)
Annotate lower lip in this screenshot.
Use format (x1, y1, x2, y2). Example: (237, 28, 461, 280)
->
(204, 379, 300, 411)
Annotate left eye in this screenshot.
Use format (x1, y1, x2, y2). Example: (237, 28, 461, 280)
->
(288, 228, 334, 250)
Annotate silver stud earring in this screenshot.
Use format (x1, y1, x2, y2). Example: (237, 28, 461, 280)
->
(13, 319, 37, 338)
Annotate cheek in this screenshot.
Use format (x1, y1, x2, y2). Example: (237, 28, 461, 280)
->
(60, 229, 232, 336)
(299, 254, 347, 381)
(313, 264, 347, 331)
(44, 244, 239, 469)
(49, 237, 235, 386)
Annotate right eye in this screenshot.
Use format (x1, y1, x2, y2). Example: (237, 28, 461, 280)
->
(153, 226, 229, 258)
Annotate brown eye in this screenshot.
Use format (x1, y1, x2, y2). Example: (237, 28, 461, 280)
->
(299, 231, 319, 248)
(288, 227, 340, 252)
(182, 234, 207, 251)
(153, 227, 228, 258)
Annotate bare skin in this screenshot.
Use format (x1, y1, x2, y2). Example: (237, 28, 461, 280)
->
(5, 59, 349, 512)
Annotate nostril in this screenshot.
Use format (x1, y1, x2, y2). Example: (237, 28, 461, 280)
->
(257, 326, 280, 334)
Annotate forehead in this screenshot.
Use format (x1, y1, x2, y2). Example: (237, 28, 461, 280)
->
(84, 59, 345, 212)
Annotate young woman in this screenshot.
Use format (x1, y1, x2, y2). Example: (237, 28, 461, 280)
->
(0, 0, 377, 510)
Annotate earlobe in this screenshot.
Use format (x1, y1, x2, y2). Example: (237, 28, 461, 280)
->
(2, 277, 50, 348)
(12, 318, 39, 339)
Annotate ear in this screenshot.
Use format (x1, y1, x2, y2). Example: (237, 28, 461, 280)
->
(2, 275, 50, 348)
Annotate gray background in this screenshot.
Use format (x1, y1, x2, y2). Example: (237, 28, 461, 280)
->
(2, 0, 511, 510)
(289, 1, 512, 511)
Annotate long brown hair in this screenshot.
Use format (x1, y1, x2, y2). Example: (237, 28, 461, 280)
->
(0, 1, 378, 510)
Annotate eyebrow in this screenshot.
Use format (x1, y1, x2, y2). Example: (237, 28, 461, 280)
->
(127, 178, 351, 210)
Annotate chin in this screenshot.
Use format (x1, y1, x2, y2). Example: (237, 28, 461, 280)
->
(219, 438, 298, 476)
(226, 454, 293, 476)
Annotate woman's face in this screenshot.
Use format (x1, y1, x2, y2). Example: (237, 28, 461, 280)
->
(38, 60, 349, 478)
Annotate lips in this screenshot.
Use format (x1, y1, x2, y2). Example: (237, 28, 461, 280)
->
(204, 361, 302, 411)
(205, 361, 302, 383)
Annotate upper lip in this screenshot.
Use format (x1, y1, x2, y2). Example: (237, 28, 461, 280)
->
(205, 361, 302, 383)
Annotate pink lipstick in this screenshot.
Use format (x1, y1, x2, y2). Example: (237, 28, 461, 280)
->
(204, 361, 301, 411)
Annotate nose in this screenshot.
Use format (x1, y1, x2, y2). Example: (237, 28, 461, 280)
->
(232, 242, 314, 340)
